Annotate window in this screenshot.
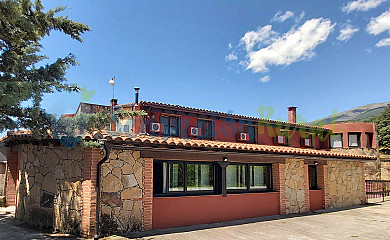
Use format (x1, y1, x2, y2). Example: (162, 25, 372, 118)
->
(197, 119, 215, 140)
(366, 133, 373, 148)
(249, 165, 268, 190)
(301, 134, 313, 148)
(123, 125, 130, 132)
(330, 134, 342, 148)
(227, 165, 247, 190)
(227, 163, 271, 192)
(154, 161, 215, 195)
(187, 164, 214, 191)
(169, 163, 184, 192)
(245, 125, 257, 143)
(308, 165, 318, 190)
(277, 135, 287, 145)
(348, 133, 361, 148)
(161, 116, 180, 137)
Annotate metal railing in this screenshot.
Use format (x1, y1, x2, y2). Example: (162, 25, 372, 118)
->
(366, 180, 390, 201)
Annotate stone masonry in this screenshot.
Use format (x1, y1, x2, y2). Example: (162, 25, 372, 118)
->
(284, 159, 308, 214)
(327, 161, 365, 208)
(100, 149, 143, 233)
(16, 143, 84, 234)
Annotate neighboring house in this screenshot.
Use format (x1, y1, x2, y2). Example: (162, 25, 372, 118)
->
(0, 90, 375, 238)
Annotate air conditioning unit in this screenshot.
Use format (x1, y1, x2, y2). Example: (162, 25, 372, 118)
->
(189, 127, 201, 136)
(238, 132, 249, 141)
(150, 123, 162, 133)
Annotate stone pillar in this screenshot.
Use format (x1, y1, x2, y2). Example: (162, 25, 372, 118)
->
(142, 157, 153, 230)
(5, 150, 19, 206)
(317, 164, 330, 209)
(272, 163, 286, 215)
(361, 162, 366, 203)
(80, 148, 101, 238)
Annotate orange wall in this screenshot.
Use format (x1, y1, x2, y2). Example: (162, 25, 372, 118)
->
(309, 190, 324, 211)
(152, 192, 280, 229)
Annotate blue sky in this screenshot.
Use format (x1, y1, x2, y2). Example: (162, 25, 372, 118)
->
(38, 0, 390, 124)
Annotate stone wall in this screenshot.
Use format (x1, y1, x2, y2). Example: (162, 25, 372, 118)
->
(100, 149, 143, 233)
(327, 161, 365, 208)
(284, 159, 307, 214)
(382, 160, 390, 180)
(16, 144, 84, 234)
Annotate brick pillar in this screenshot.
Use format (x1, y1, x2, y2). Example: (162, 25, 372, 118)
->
(304, 164, 310, 212)
(317, 164, 330, 209)
(81, 148, 101, 238)
(142, 157, 153, 230)
(272, 163, 286, 215)
(5, 151, 19, 206)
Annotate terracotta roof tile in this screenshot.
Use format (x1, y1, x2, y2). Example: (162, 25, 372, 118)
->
(85, 131, 375, 160)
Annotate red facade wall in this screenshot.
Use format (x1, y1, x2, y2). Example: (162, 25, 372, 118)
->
(140, 107, 328, 150)
(309, 190, 324, 211)
(323, 123, 377, 148)
(152, 192, 280, 229)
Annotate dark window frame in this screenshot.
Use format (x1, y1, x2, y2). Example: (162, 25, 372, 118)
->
(197, 119, 215, 140)
(308, 165, 318, 190)
(154, 160, 216, 197)
(244, 124, 258, 144)
(329, 133, 343, 148)
(226, 162, 273, 194)
(161, 115, 181, 137)
(348, 132, 361, 148)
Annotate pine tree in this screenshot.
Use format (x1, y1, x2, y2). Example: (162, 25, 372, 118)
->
(0, 0, 90, 134)
(374, 104, 390, 150)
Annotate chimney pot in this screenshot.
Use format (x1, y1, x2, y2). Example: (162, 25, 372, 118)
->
(134, 87, 140, 104)
(288, 106, 297, 124)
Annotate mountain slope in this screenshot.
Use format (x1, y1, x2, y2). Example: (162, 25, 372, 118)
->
(310, 102, 390, 126)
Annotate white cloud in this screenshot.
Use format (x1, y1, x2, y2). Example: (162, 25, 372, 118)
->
(337, 24, 359, 41)
(376, 37, 390, 46)
(367, 9, 390, 35)
(259, 75, 271, 83)
(272, 11, 295, 23)
(239, 25, 278, 52)
(245, 18, 334, 73)
(342, 0, 386, 13)
(295, 11, 306, 23)
(225, 53, 238, 61)
(228, 43, 233, 49)
(365, 48, 373, 53)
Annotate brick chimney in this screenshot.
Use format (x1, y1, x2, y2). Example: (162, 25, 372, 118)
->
(288, 106, 297, 124)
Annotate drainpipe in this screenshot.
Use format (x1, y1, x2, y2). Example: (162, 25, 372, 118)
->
(95, 141, 110, 239)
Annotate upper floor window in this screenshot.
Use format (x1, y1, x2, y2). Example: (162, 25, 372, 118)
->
(330, 134, 342, 148)
(161, 116, 180, 137)
(348, 133, 361, 148)
(301, 134, 313, 148)
(245, 125, 257, 143)
(275, 130, 289, 146)
(197, 119, 215, 140)
(366, 133, 373, 148)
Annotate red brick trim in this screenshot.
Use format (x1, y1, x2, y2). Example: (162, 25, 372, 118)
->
(80, 148, 101, 238)
(5, 151, 19, 206)
(272, 163, 286, 215)
(142, 157, 153, 230)
(317, 164, 330, 209)
(304, 164, 310, 212)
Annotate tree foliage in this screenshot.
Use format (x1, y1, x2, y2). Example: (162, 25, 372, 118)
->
(370, 104, 390, 150)
(0, 0, 90, 133)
